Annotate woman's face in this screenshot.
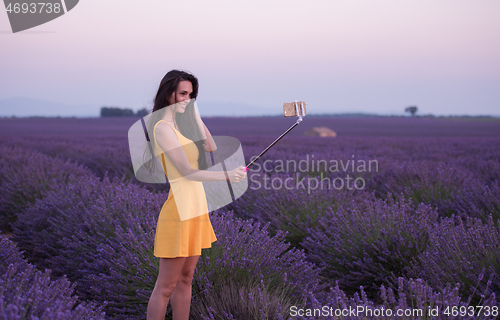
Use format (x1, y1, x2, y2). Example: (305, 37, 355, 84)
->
(169, 80, 193, 114)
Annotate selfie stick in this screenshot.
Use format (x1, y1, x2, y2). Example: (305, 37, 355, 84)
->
(243, 101, 307, 172)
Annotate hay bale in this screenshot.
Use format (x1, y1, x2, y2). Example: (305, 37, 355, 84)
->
(304, 126, 337, 137)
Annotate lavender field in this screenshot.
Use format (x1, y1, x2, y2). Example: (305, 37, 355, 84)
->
(1, 116, 500, 319)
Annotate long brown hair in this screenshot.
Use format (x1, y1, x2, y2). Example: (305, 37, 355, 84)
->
(143, 70, 208, 176)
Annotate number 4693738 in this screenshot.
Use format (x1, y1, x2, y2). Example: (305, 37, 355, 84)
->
(6, 3, 62, 14)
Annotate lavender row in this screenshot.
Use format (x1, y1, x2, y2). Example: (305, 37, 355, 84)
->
(229, 172, 500, 305)
(2, 133, 499, 223)
(0, 236, 106, 320)
(9, 168, 498, 319)
(1, 133, 498, 189)
(10, 170, 325, 319)
(0, 145, 95, 231)
(3, 116, 499, 138)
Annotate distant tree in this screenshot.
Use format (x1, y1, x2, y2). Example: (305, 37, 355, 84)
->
(405, 106, 418, 117)
(135, 108, 148, 117)
(100, 106, 135, 117)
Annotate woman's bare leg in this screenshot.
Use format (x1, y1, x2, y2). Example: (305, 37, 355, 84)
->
(147, 257, 186, 320)
(170, 255, 200, 320)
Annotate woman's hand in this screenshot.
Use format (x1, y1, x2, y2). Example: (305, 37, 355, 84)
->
(227, 166, 247, 183)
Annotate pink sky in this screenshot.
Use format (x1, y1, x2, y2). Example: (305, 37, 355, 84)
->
(1, 0, 499, 116)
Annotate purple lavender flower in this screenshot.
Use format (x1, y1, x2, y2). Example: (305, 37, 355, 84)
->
(0, 235, 106, 319)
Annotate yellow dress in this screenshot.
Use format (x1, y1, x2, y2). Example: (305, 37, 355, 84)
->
(153, 120, 217, 257)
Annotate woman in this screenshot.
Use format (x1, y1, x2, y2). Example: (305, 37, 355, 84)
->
(144, 70, 246, 320)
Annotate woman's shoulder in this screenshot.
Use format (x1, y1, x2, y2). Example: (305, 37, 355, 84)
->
(156, 120, 180, 132)
(157, 121, 176, 134)
(155, 121, 180, 146)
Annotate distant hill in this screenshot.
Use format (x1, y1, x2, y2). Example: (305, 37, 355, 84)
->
(196, 101, 279, 117)
(0, 98, 276, 118)
(0, 97, 99, 117)
(300, 113, 500, 119)
(1, 97, 499, 119)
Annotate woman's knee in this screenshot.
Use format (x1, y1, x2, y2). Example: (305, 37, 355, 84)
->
(155, 257, 186, 298)
(177, 255, 199, 286)
(156, 281, 177, 299)
(177, 269, 195, 286)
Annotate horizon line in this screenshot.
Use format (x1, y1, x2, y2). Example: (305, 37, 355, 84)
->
(2, 112, 500, 119)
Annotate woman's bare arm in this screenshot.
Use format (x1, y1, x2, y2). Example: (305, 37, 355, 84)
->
(155, 122, 226, 182)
